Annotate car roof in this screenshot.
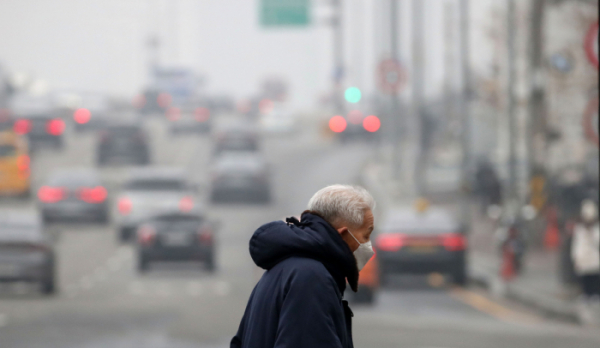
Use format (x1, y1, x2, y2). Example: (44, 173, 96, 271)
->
(9, 94, 55, 116)
(0, 210, 44, 242)
(380, 207, 460, 233)
(214, 152, 265, 170)
(127, 167, 186, 181)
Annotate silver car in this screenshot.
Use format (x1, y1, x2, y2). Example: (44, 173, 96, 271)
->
(0, 210, 56, 294)
(116, 167, 200, 242)
(210, 152, 270, 203)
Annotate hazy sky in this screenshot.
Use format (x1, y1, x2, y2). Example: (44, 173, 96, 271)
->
(0, 0, 496, 110)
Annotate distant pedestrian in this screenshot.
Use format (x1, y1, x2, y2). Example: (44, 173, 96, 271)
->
(571, 199, 600, 298)
(230, 185, 375, 348)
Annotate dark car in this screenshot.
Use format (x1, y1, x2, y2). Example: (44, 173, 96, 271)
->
(136, 211, 216, 272)
(72, 94, 112, 132)
(210, 152, 270, 203)
(329, 110, 381, 143)
(213, 122, 259, 155)
(0, 210, 56, 294)
(9, 94, 64, 150)
(167, 105, 211, 135)
(38, 168, 109, 223)
(96, 122, 150, 165)
(116, 167, 199, 241)
(375, 206, 467, 286)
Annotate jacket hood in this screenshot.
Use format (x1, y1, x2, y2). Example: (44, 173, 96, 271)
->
(249, 212, 359, 292)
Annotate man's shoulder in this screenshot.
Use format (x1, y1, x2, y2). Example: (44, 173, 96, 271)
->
(276, 256, 333, 282)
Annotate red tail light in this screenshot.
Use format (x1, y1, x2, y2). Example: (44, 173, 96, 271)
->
(79, 186, 107, 203)
(166, 107, 181, 121)
(157, 93, 172, 108)
(376, 234, 406, 252)
(137, 225, 156, 245)
(38, 186, 66, 203)
(14, 119, 31, 135)
(329, 115, 347, 133)
(17, 155, 30, 171)
(363, 115, 381, 132)
(74, 108, 91, 124)
(197, 226, 213, 244)
(118, 197, 132, 215)
(46, 119, 65, 136)
(441, 233, 467, 251)
(179, 196, 194, 212)
(194, 107, 210, 122)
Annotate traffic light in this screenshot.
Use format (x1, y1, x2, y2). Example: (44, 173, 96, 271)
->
(344, 87, 361, 103)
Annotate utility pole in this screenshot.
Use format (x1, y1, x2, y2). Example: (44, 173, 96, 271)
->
(390, 0, 402, 179)
(459, 0, 472, 229)
(528, 0, 546, 177)
(412, 0, 425, 196)
(506, 0, 519, 211)
(332, 0, 344, 114)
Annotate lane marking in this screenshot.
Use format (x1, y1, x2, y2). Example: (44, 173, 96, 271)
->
(449, 287, 541, 324)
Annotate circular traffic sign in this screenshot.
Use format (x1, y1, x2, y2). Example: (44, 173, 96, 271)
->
(583, 95, 599, 146)
(584, 21, 598, 69)
(378, 59, 407, 94)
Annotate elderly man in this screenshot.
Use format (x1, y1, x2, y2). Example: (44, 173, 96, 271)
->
(230, 185, 375, 348)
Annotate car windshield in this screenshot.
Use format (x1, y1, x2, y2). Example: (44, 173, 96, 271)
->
(0, 145, 16, 157)
(108, 126, 140, 135)
(153, 215, 203, 230)
(48, 172, 99, 187)
(125, 179, 185, 191)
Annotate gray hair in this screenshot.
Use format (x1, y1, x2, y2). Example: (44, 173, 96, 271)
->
(307, 185, 375, 228)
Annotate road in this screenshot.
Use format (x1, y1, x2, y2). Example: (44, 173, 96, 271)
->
(0, 114, 599, 348)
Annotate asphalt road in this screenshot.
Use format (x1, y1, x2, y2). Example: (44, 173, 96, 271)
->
(0, 114, 599, 348)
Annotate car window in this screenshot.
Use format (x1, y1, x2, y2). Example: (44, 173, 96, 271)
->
(125, 179, 185, 191)
(48, 173, 99, 187)
(0, 145, 16, 157)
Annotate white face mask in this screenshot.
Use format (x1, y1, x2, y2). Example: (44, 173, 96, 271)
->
(348, 230, 375, 271)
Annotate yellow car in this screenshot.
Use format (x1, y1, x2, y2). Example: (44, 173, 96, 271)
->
(0, 131, 31, 197)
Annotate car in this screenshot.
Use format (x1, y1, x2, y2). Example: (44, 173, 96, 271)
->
(374, 204, 467, 286)
(96, 122, 150, 166)
(9, 94, 65, 150)
(166, 105, 211, 135)
(136, 210, 216, 272)
(329, 110, 381, 143)
(0, 131, 31, 197)
(213, 121, 259, 155)
(38, 168, 109, 223)
(72, 94, 112, 132)
(116, 167, 199, 241)
(210, 152, 270, 203)
(0, 210, 56, 294)
(258, 102, 297, 135)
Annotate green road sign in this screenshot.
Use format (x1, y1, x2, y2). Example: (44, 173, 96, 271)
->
(260, 0, 310, 27)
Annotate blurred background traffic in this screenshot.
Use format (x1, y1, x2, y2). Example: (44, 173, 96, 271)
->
(0, 0, 598, 347)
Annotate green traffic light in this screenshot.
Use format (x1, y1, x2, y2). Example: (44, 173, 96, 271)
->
(344, 87, 362, 103)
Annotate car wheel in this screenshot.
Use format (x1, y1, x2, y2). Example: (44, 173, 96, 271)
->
(452, 262, 467, 286)
(353, 285, 375, 304)
(40, 277, 56, 295)
(205, 250, 216, 272)
(138, 256, 149, 272)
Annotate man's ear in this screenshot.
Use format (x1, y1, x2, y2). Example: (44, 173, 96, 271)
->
(336, 226, 348, 235)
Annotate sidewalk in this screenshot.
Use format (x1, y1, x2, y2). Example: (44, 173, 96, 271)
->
(359, 159, 592, 326)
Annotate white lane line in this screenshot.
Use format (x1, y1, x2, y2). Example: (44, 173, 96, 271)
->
(213, 281, 231, 297)
(0, 313, 8, 327)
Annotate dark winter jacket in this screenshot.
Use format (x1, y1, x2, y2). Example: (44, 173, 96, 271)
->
(230, 212, 358, 348)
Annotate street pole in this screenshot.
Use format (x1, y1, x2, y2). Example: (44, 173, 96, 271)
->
(528, 0, 546, 178)
(506, 0, 519, 213)
(390, 0, 402, 179)
(332, 0, 344, 114)
(459, 0, 472, 230)
(412, 0, 425, 197)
